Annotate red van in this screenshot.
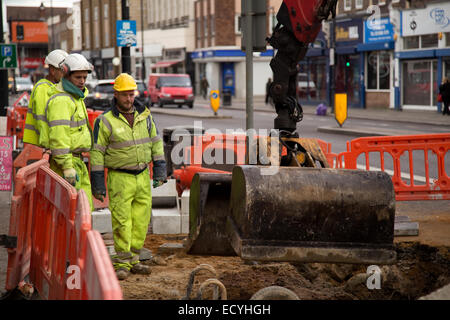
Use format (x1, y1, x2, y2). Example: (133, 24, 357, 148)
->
(148, 73, 194, 108)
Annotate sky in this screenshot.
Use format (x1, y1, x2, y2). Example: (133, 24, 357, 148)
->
(5, 0, 77, 8)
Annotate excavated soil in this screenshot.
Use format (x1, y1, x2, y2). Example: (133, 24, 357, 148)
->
(117, 235, 450, 300)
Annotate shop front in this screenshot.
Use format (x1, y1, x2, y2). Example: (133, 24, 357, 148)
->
(396, 2, 450, 111)
(297, 31, 328, 105)
(334, 18, 364, 108)
(357, 17, 395, 109)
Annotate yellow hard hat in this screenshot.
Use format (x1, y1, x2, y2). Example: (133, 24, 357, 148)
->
(113, 73, 137, 91)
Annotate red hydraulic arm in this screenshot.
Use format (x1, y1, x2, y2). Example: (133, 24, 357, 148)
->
(267, 0, 337, 135)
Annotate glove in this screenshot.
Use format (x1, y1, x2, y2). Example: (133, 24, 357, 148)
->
(152, 160, 167, 188)
(93, 190, 106, 202)
(63, 168, 79, 186)
(153, 179, 167, 188)
(91, 170, 106, 201)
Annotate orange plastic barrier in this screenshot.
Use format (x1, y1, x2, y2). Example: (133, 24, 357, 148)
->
(28, 166, 123, 299)
(337, 133, 450, 201)
(12, 143, 48, 181)
(6, 106, 27, 141)
(5, 158, 49, 291)
(87, 109, 103, 128)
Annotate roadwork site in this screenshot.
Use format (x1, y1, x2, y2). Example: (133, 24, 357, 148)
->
(116, 200, 450, 300)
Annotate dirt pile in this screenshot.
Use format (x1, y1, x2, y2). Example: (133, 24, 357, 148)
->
(117, 235, 450, 300)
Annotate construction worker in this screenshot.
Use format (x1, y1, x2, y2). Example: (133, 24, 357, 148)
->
(23, 49, 68, 146)
(90, 73, 167, 280)
(45, 53, 94, 210)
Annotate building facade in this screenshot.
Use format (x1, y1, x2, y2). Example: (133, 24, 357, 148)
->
(191, 0, 280, 99)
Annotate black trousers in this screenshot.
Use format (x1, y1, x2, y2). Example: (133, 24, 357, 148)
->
(443, 101, 450, 115)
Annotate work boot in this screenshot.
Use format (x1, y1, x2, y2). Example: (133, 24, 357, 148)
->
(116, 267, 130, 280)
(130, 263, 152, 275)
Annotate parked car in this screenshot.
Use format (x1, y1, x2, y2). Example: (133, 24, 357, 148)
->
(15, 77, 33, 94)
(148, 73, 194, 108)
(296, 73, 316, 99)
(135, 80, 150, 106)
(85, 79, 150, 110)
(84, 79, 115, 110)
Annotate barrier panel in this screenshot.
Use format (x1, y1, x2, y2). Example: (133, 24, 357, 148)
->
(337, 133, 450, 201)
(6, 106, 27, 141)
(5, 158, 49, 291)
(12, 143, 48, 181)
(87, 109, 103, 129)
(25, 166, 123, 300)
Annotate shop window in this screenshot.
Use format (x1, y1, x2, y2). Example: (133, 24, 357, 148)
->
(421, 34, 438, 48)
(446, 33, 450, 47)
(404, 36, 419, 49)
(355, 0, 363, 9)
(367, 51, 390, 90)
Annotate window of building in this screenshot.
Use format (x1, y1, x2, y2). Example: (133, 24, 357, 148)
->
(392, 0, 400, 3)
(84, 7, 89, 22)
(147, 0, 154, 24)
(404, 36, 419, 49)
(203, 16, 208, 38)
(344, 0, 352, 11)
(378, 0, 386, 5)
(196, 17, 201, 39)
(211, 15, 215, 36)
(421, 34, 438, 48)
(104, 4, 110, 47)
(94, 6, 98, 21)
(235, 14, 242, 34)
(367, 51, 390, 90)
(355, 0, 363, 9)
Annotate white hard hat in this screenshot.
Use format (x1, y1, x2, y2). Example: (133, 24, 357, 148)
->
(45, 49, 68, 68)
(60, 53, 94, 74)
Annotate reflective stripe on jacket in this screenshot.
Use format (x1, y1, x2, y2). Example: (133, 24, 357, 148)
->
(46, 82, 92, 170)
(23, 78, 54, 146)
(90, 102, 164, 172)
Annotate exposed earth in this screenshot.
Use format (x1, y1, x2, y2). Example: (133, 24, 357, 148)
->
(116, 200, 450, 300)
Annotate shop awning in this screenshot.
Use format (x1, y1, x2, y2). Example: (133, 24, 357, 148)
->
(151, 60, 182, 69)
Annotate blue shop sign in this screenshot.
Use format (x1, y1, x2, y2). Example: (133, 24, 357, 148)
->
(116, 20, 137, 47)
(364, 17, 394, 43)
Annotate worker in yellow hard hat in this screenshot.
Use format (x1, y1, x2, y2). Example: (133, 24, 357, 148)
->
(90, 73, 167, 280)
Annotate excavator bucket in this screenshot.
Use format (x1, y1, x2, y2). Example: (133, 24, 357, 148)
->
(185, 173, 235, 255)
(186, 167, 396, 265)
(227, 166, 396, 264)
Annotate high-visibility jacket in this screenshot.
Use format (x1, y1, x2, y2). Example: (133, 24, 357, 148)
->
(23, 78, 54, 146)
(46, 82, 92, 169)
(90, 102, 165, 174)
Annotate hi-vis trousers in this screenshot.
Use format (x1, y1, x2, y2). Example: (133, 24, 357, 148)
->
(108, 168, 152, 270)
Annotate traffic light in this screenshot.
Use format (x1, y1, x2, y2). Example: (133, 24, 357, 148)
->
(345, 57, 350, 68)
(16, 25, 24, 41)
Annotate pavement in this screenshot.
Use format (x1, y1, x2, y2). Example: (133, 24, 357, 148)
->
(150, 96, 450, 137)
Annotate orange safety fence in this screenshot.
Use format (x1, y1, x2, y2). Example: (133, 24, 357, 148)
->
(6, 106, 27, 141)
(5, 158, 49, 291)
(6, 161, 122, 299)
(336, 133, 450, 201)
(13, 143, 48, 182)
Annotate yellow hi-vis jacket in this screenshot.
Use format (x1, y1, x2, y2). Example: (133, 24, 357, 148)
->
(90, 102, 165, 174)
(45, 82, 92, 169)
(23, 78, 54, 146)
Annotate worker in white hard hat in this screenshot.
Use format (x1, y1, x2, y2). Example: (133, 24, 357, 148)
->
(45, 53, 95, 210)
(23, 49, 69, 146)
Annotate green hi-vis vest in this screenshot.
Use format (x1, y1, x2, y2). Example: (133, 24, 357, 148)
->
(90, 104, 165, 172)
(23, 78, 54, 146)
(45, 82, 93, 170)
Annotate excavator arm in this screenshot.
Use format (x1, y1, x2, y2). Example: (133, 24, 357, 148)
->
(267, 0, 338, 134)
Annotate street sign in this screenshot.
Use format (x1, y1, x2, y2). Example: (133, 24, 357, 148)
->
(0, 44, 18, 69)
(13, 92, 30, 107)
(335, 93, 348, 127)
(0, 137, 13, 191)
(210, 90, 220, 115)
(116, 20, 137, 47)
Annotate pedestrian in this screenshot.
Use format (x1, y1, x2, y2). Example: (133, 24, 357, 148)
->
(265, 78, 272, 105)
(23, 49, 68, 147)
(201, 76, 209, 99)
(439, 77, 450, 115)
(45, 53, 94, 210)
(90, 73, 167, 280)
